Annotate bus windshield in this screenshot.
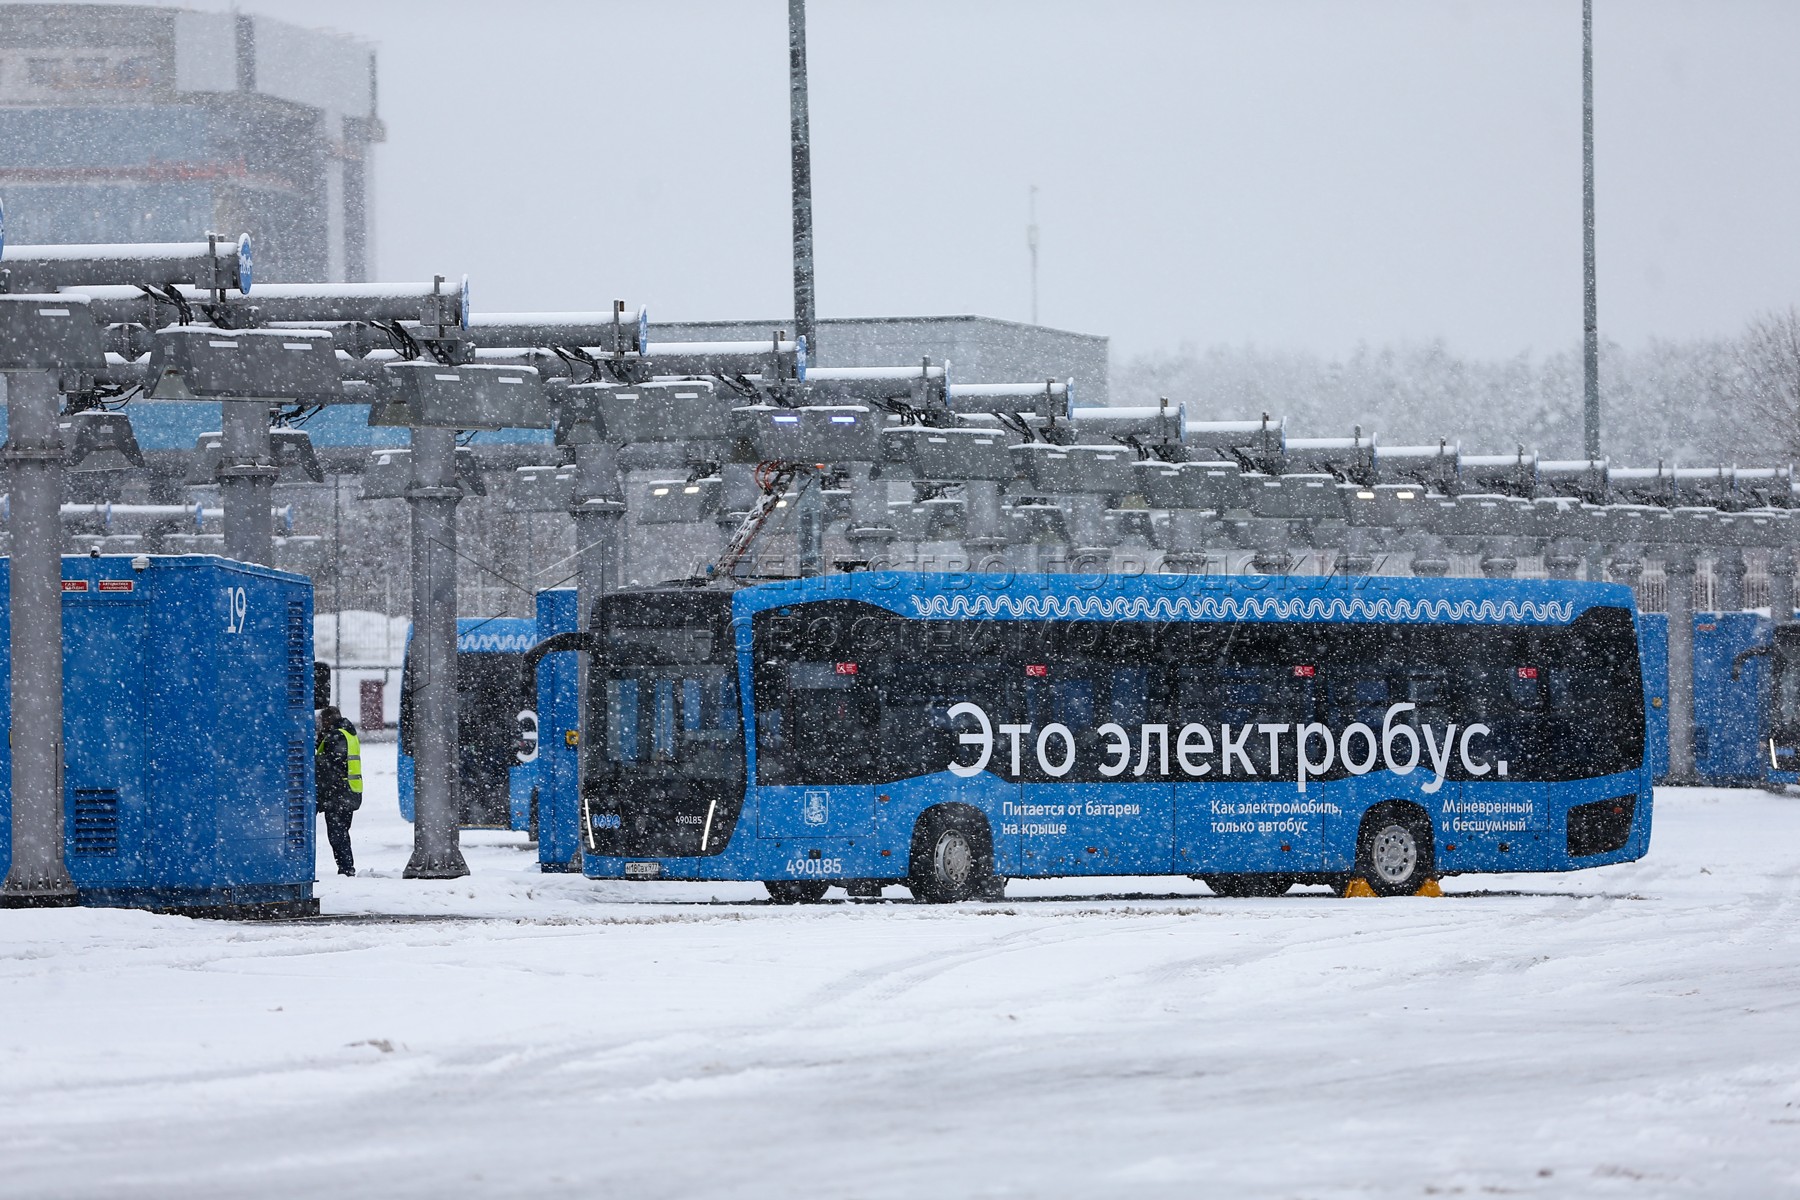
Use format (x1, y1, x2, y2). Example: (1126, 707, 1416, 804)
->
(600, 666, 742, 781)
(586, 589, 745, 786)
(1771, 629, 1800, 741)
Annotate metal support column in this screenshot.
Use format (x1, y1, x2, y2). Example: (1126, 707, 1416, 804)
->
(571, 442, 626, 627)
(961, 479, 1007, 572)
(0, 370, 77, 907)
(1544, 541, 1583, 580)
(1336, 528, 1377, 577)
(1771, 547, 1796, 625)
(1608, 550, 1644, 611)
(1067, 494, 1112, 575)
(219, 399, 276, 565)
(402, 428, 469, 879)
(845, 462, 898, 569)
(1711, 550, 1747, 612)
(795, 479, 824, 577)
(1664, 549, 1698, 784)
(1480, 540, 1519, 579)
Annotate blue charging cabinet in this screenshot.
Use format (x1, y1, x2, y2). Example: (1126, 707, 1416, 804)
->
(0, 555, 318, 917)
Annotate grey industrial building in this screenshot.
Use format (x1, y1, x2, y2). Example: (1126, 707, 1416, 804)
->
(0, 3, 380, 283)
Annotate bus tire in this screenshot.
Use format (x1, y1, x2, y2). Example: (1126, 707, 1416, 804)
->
(1202, 874, 1293, 898)
(766, 880, 829, 904)
(908, 809, 990, 904)
(1356, 804, 1434, 897)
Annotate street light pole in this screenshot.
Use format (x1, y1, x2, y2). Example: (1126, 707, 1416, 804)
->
(1028, 184, 1040, 326)
(1582, 0, 1600, 460)
(790, 0, 817, 357)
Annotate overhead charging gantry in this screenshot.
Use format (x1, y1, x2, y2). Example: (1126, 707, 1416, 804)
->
(0, 220, 255, 906)
(50, 257, 512, 881)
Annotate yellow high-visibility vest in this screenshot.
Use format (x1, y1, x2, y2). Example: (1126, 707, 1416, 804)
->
(342, 728, 363, 795)
(318, 727, 363, 794)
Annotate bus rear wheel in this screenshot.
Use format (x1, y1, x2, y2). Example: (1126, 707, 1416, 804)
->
(765, 880, 829, 904)
(1356, 806, 1434, 897)
(1203, 874, 1293, 898)
(909, 811, 990, 904)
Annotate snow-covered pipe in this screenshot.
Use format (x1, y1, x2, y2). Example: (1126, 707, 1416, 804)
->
(65, 277, 466, 328)
(0, 500, 289, 532)
(6, 233, 250, 294)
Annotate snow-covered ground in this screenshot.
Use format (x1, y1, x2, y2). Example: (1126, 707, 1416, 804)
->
(2, 744, 1797, 1198)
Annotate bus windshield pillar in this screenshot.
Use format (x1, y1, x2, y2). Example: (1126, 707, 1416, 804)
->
(403, 427, 470, 880)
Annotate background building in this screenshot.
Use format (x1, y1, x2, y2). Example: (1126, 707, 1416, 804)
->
(0, 3, 380, 283)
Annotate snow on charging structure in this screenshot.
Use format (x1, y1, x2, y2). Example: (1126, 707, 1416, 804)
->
(397, 618, 541, 832)
(573, 571, 1652, 901)
(0, 555, 318, 916)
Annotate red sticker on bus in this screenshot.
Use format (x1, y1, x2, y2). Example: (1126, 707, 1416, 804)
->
(1293, 665, 1316, 677)
(835, 662, 857, 675)
(97, 580, 134, 593)
(1518, 667, 1538, 679)
(60, 580, 87, 592)
(1025, 664, 1049, 678)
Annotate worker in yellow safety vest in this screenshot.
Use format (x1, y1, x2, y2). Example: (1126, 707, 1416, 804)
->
(315, 705, 364, 876)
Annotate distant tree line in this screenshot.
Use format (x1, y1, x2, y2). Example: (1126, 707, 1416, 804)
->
(1114, 308, 1800, 468)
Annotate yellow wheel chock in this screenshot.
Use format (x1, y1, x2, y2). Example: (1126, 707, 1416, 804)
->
(1341, 876, 1442, 898)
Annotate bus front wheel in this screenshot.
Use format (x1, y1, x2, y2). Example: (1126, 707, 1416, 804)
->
(766, 881, 829, 904)
(909, 810, 990, 904)
(1356, 805, 1434, 897)
(1203, 874, 1293, 898)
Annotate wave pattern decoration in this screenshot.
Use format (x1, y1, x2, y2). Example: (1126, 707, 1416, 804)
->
(459, 633, 535, 653)
(905, 593, 1577, 624)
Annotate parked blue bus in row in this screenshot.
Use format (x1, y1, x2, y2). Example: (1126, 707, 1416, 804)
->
(1634, 609, 1800, 789)
(516, 586, 1797, 875)
(547, 572, 1651, 900)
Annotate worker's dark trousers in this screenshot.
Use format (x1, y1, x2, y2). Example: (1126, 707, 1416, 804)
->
(321, 807, 355, 874)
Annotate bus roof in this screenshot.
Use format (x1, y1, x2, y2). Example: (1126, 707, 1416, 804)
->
(721, 572, 1634, 627)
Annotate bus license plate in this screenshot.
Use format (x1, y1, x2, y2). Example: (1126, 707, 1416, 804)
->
(624, 862, 662, 879)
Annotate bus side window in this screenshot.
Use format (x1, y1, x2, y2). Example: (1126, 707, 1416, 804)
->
(757, 661, 874, 786)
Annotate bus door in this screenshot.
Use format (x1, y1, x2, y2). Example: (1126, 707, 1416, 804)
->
(1019, 655, 1173, 876)
(1174, 650, 1327, 874)
(752, 659, 876, 840)
(1455, 659, 1548, 848)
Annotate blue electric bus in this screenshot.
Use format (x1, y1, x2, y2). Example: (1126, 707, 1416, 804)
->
(574, 572, 1652, 901)
(399, 618, 540, 832)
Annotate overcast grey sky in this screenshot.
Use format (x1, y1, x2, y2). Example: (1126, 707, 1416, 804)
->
(157, 0, 1800, 359)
